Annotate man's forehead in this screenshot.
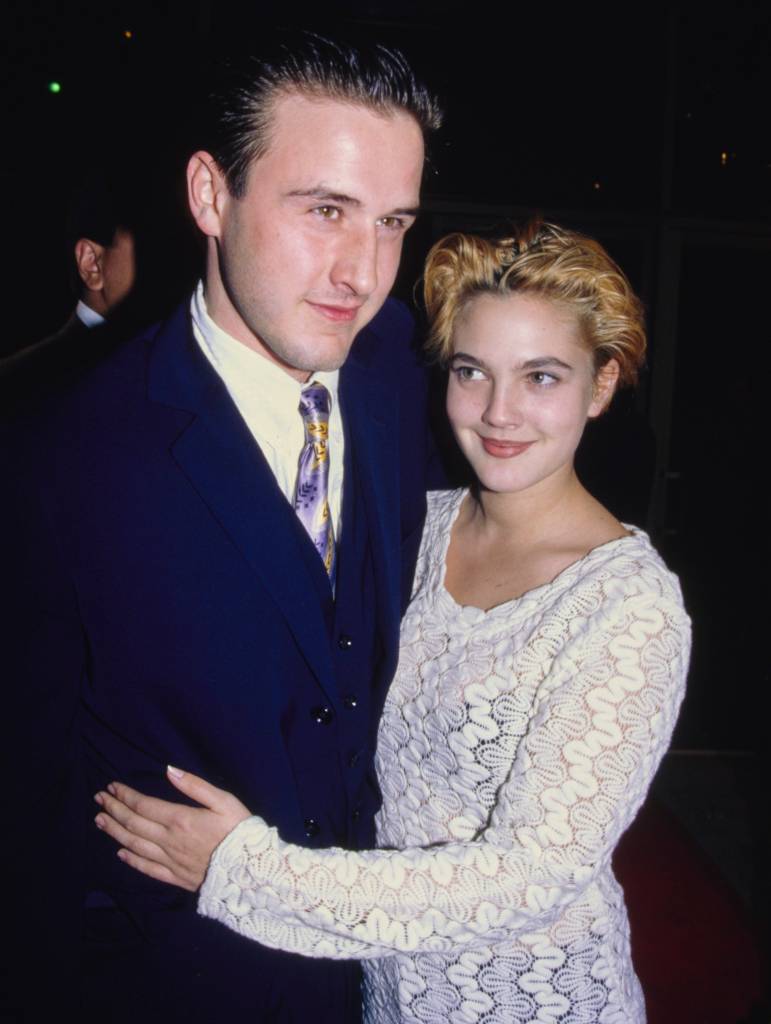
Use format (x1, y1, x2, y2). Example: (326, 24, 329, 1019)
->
(265, 91, 422, 159)
(245, 91, 424, 204)
(267, 87, 422, 132)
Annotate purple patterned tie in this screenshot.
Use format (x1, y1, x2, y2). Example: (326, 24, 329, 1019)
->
(294, 381, 336, 585)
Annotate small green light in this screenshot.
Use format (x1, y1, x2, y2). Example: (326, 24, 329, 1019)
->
(48, 81, 62, 94)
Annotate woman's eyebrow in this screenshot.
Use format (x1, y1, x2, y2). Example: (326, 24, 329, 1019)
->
(519, 356, 574, 371)
(450, 352, 486, 367)
(450, 354, 575, 371)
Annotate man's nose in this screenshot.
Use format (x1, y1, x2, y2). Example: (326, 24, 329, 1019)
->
(482, 383, 525, 429)
(331, 227, 378, 297)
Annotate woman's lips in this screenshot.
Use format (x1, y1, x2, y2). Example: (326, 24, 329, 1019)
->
(480, 438, 535, 458)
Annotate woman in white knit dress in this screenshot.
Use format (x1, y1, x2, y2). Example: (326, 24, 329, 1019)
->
(96, 223, 691, 1023)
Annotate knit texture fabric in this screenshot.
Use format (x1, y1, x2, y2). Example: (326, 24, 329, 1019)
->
(200, 489, 691, 1023)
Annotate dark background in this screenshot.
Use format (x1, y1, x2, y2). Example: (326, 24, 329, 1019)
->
(3, 1, 769, 754)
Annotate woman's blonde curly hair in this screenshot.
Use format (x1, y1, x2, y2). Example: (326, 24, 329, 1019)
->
(423, 221, 646, 387)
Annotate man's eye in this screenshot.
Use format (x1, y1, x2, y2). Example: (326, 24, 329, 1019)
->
(377, 216, 405, 231)
(313, 206, 340, 220)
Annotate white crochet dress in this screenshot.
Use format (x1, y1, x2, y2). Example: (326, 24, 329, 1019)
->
(199, 489, 691, 1023)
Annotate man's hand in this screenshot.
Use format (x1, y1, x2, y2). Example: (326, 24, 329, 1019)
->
(94, 767, 251, 891)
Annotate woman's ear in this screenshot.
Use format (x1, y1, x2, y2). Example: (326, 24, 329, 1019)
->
(588, 358, 620, 418)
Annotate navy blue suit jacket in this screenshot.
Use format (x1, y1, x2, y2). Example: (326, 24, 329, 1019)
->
(2, 297, 433, 1023)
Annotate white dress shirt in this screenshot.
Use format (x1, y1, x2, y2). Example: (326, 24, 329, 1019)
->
(191, 283, 345, 541)
(75, 301, 105, 328)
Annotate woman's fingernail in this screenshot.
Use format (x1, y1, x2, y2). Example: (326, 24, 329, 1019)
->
(94, 792, 104, 806)
(95, 815, 105, 829)
(117, 849, 127, 861)
(107, 783, 116, 796)
(167, 765, 184, 779)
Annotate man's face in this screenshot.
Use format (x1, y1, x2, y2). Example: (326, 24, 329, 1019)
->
(194, 92, 425, 381)
(101, 228, 136, 313)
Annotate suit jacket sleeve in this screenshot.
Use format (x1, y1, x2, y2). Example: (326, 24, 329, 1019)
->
(1, 412, 89, 1009)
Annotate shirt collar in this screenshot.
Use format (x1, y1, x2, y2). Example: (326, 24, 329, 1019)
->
(190, 282, 339, 444)
(75, 300, 106, 328)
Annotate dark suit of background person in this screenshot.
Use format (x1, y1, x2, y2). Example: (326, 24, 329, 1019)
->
(0, 175, 136, 416)
(0, 35, 441, 1021)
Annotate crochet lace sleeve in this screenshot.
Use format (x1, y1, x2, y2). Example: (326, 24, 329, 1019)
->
(198, 586, 690, 960)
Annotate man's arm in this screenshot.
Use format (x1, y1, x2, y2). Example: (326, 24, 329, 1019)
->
(1, 415, 88, 1018)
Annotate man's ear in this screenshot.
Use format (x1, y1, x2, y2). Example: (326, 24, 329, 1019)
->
(588, 358, 620, 418)
(187, 151, 229, 238)
(74, 238, 106, 292)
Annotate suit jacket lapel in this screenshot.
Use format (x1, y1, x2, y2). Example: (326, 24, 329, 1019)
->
(147, 305, 337, 696)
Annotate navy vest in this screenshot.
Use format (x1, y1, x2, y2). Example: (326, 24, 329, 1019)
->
(278, 429, 384, 851)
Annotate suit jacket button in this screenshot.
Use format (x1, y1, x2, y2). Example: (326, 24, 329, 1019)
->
(342, 695, 358, 710)
(352, 808, 361, 822)
(304, 818, 320, 838)
(337, 634, 353, 651)
(348, 751, 361, 769)
(310, 705, 334, 725)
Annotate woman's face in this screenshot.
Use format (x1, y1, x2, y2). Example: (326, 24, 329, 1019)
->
(446, 292, 617, 498)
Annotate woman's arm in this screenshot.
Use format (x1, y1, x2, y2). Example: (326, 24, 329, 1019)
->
(97, 584, 690, 960)
(197, 589, 689, 959)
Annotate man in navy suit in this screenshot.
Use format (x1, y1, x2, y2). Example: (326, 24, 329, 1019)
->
(3, 33, 441, 1024)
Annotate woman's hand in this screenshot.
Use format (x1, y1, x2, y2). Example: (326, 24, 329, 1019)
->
(94, 766, 251, 892)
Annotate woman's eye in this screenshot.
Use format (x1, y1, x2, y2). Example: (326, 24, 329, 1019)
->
(528, 371, 559, 386)
(452, 365, 485, 382)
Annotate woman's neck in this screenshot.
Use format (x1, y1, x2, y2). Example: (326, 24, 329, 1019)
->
(463, 467, 592, 550)
(445, 468, 627, 611)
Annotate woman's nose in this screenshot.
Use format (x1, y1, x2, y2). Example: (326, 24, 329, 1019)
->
(482, 383, 524, 429)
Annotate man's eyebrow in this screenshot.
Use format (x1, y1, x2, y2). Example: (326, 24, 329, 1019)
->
(285, 187, 420, 217)
(389, 205, 421, 218)
(286, 187, 362, 206)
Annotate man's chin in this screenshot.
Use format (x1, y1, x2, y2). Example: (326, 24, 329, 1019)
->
(259, 335, 356, 379)
(302, 323, 368, 371)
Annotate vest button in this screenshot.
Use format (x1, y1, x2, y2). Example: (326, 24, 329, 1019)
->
(337, 634, 353, 650)
(310, 705, 334, 725)
(342, 695, 358, 710)
(304, 818, 320, 838)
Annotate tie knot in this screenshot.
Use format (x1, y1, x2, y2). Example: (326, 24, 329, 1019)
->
(299, 381, 331, 425)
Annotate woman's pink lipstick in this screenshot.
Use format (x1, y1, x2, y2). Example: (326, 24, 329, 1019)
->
(480, 438, 535, 458)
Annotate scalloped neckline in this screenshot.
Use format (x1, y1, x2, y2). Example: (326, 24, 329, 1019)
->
(433, 489, 642, 618)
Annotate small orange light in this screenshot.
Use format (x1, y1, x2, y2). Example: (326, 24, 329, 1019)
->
(124, 29, 133, 39)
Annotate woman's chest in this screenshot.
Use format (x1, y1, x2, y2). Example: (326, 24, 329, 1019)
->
(374, 601, 561, 845)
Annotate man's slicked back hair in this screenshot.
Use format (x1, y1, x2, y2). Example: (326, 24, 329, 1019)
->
(201, 31, 443, 198)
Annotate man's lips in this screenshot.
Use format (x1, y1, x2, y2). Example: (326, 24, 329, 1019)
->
(480, 438, 535, 458)
(307, 301, 363, 323)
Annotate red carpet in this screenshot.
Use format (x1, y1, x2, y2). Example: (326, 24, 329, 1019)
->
(613, 798, 766, 1022)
